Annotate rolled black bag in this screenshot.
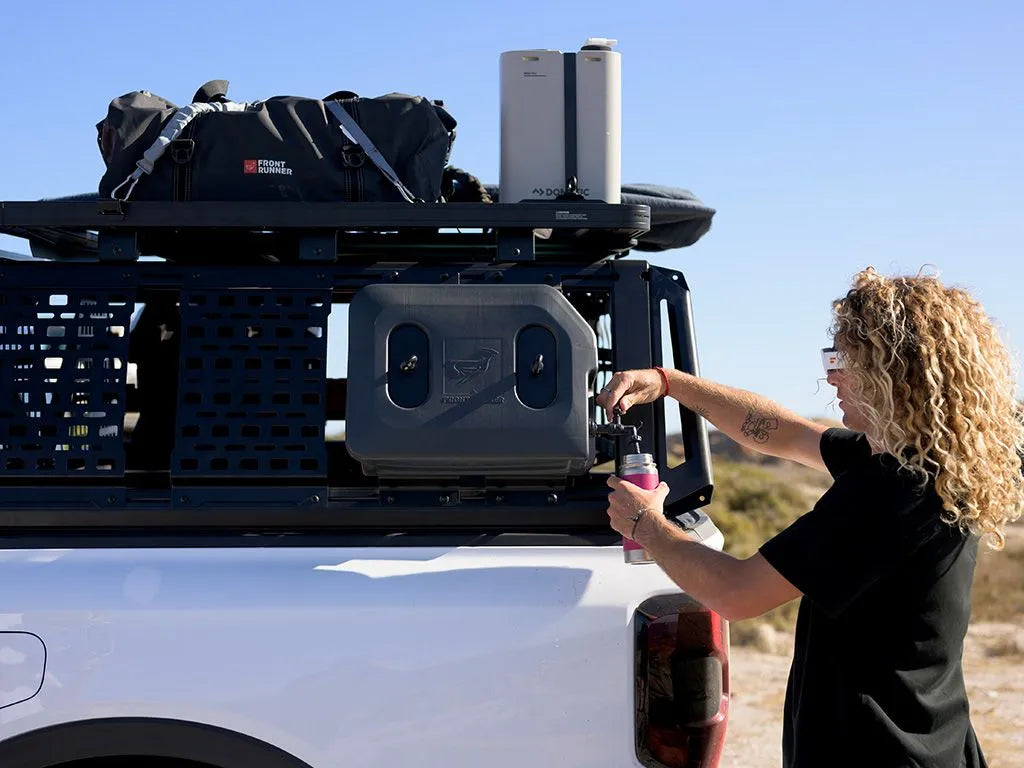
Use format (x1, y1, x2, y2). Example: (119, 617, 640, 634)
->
(97, 80, 456, 203)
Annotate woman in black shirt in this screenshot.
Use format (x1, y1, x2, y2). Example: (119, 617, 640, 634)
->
(598, 267, 1023, 768)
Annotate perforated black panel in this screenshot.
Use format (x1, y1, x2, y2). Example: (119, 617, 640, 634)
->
(172, 289, 329, 478)
(0, 289, 132, 476)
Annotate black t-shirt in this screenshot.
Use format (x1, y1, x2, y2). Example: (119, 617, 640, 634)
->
(759, 428, 987, 768)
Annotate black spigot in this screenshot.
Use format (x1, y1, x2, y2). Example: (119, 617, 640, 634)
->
(590, 409, 643, 454)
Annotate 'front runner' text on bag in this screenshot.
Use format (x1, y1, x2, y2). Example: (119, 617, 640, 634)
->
(96, 80, 456, 204)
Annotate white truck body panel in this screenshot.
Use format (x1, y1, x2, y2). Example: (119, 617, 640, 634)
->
(0, 544, 686, 767)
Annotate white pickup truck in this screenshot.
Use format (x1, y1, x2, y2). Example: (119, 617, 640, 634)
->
(0, 198, 727, 768)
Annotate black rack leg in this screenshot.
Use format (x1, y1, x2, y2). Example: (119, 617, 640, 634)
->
(98, 232, 139, 262)
(495, 228, 536, 262)
(299, 231, 337, 262)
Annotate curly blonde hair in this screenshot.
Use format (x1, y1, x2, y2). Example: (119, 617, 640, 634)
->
(830, 267, 1024, 548)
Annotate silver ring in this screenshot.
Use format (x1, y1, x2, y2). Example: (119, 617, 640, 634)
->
(601, 386, 611, 393)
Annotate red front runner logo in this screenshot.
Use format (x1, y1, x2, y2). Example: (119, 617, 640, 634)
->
(243, 159, 259, 174)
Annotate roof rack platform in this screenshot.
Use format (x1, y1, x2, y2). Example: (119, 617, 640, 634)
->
(1, 200, 650, 264)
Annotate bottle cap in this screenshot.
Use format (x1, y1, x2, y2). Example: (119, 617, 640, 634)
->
(620, 452, 655, 470)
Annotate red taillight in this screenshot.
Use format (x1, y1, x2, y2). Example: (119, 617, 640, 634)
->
(634, 594, 729, 768)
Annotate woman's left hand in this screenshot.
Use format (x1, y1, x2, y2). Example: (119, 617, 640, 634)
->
(606, 475, 671, 547)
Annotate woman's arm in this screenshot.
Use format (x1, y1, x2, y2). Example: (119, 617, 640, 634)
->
(598, 368, 828, 472)
(606, 475, 802, 621)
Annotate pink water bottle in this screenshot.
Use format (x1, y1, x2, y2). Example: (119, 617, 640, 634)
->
(619, 452, 659, 564)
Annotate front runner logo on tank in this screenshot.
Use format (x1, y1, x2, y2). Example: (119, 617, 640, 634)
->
(243, 159, 294, 176)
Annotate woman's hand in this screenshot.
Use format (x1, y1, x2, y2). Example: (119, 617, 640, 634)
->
(595, 368, 667, 421)
(606, 475, 672, 547)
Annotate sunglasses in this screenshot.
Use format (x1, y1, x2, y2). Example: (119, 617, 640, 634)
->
(821, 347, 847, 373)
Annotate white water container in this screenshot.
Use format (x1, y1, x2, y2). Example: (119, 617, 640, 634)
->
(500, 38, 621, 204)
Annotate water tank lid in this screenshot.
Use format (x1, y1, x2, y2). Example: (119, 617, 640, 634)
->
(582, 37, 618, 51)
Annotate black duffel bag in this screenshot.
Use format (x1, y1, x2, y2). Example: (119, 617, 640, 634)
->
(97, 80, 456, 203)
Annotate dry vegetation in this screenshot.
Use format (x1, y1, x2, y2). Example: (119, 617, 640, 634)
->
(972, 525, 1024, 623)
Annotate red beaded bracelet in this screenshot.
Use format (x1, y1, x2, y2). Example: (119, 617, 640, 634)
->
(654, 366, 670, 398)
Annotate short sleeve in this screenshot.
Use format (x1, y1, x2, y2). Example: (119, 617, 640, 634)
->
(759, 458, 937, 617)
(820, 427, 871, 478)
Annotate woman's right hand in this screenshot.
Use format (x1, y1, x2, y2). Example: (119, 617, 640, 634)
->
(596, 368, 668, 421)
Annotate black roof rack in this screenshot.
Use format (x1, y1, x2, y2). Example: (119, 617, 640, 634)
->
(0, 199, 712, 537)
(1, 200, 650, 264)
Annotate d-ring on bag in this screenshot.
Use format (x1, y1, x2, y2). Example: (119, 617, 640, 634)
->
(97, 80, 456, 203)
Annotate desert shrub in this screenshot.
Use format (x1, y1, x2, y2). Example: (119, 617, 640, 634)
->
(971, 526, 1024, 622)
(704, 459, 826, 639)
(706, 460, 818, 559)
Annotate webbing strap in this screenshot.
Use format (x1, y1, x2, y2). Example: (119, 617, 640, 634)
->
(325, 100, 421, 204)
(563, 52, 579, 195)
(110, 101, 249, 201)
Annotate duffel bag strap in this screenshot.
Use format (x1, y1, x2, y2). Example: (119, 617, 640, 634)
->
(324, 101, 421, 204)
(110, 100, 248, 201)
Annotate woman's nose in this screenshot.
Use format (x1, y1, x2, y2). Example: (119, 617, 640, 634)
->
(825, 370, 844, 387)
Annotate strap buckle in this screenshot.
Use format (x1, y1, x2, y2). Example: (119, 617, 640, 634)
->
(170, 139, 196, 164)
(341, 146, 365, 168)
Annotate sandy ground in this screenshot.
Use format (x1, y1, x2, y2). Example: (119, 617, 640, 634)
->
(720, 621, 1024, 768)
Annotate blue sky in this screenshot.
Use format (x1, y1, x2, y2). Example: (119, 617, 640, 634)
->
(2, 0, 1021, 419)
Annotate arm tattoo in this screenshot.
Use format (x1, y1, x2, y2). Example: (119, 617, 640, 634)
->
(693, 405, 711, 419)
(740, 411, 779, 444)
